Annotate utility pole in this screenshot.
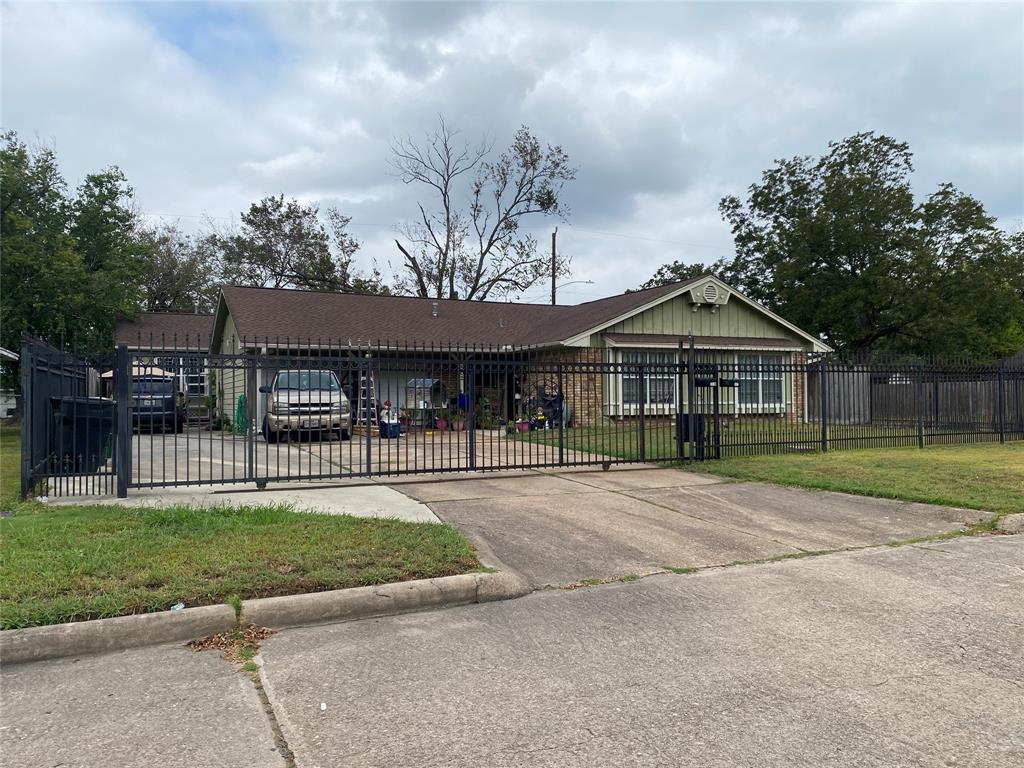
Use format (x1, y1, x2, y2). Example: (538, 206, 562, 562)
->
(551, 227, 558, 305)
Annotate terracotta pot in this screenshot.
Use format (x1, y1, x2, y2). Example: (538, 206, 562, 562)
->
(435, 418, 449, 431)
(516, 421, 530, 433)
(451, 419, 466, 431)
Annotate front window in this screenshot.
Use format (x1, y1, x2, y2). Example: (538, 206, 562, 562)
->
(275, 370, 340, 392)
(621, 350, 677, 407)
(737, 354, 785, 408)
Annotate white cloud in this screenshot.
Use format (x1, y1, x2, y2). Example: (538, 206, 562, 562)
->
(2, 1, 1021, 300)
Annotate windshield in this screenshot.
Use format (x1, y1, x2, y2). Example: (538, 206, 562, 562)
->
(275, 371, 340, 392)
(132, 380, 174, 395)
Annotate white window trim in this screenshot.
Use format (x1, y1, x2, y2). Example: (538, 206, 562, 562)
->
(606, 347, 795, 416)
(734, 352, 790, 414)
(612, 348, 679, 416)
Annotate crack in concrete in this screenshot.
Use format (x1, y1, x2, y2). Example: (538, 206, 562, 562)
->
(252, 661, 296, 768)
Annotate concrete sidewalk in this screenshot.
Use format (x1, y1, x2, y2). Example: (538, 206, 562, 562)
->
(258, 535, 1024, 767)
(0, 643, 285, 768)
(3, 536, 1020, 767)
(395, 467, 990, 586)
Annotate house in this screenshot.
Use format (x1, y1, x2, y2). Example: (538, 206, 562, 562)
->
(114, 311, 216, 421)
(206, 276, 830, 431)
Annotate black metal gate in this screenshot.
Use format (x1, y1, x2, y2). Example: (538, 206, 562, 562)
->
(19, 335, 116, 498)
(19, 333, 1023, 500)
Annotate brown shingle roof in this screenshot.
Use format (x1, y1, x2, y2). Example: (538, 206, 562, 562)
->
(218, 279, 701, 348)
(116, 312, 215, 349)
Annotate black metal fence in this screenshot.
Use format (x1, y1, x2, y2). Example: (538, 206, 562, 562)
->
(19, 333, 1024, 499)
(20, 335, 116, 498)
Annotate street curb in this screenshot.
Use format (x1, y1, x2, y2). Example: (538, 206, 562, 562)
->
(0, 570, 531, 666)
(241, 569, 530, 629)
(0, 604, 237, 666)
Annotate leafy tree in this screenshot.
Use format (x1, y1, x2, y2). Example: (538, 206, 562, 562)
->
(212, 195, 387, 294)
(139, 223, 220, 312)
(391, 118, 576, 300)
(69, 168, 149, 350)
(640, 260, 722, 289)
(648, 131, 1024, 357)
(0, 132, 146, 355)
(0, 132, 83, 355)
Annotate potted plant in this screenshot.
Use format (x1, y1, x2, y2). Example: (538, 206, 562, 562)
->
(515, 417, 530, 433)
(434, 411, 449, 431)
(398, 410, 412, 429)
(451, 408, 467, 431)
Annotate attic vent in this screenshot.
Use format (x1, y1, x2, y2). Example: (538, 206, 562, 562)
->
(702, 283, 719, 303)
(431, 302, 438, 318)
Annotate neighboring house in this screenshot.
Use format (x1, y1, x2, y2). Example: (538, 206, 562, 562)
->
(0, 346, 19, 419)
(207, 276, 830, 430)
(114, 312, 216, 422)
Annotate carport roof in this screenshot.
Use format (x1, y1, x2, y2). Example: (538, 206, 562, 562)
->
(215, 279, 701, 349)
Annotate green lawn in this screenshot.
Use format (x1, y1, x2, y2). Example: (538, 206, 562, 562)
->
(516, 421, 920, 461)
(0, 503, 481, 629)
(0, 425, 482, 630)
(692, 442, 1024, 516)
(0, 426, 21, 510)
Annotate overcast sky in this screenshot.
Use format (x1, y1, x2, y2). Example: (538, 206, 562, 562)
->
(3, 1, 1022, 303)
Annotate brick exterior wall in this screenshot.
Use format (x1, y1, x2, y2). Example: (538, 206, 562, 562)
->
(518, 347, 605, 428)
(791, 352, 806, 424)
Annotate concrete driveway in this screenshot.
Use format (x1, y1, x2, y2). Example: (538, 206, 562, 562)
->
(391, 467, 992, 587)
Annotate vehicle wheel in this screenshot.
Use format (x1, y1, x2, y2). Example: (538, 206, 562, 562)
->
(175, 418, 184, 434)
(340, 429, 350, 441)
(263, 418, 278, 443)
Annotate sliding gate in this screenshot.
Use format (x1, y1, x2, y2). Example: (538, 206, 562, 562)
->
(22, 334, 1020, 499)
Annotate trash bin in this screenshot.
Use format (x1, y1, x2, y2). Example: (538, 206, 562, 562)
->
(49, 397, 115, 473)
(679, 413, 706, 460)
(379, 420, 401, 439)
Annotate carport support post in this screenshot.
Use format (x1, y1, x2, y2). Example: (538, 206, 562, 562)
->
(997, 362, 1006, 444)
(115, 344, 130, 498)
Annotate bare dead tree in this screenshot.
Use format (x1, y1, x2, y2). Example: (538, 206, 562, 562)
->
(391, 118, 576, 300)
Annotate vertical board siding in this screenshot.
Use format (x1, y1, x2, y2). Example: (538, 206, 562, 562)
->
(605, 295, 807, 344)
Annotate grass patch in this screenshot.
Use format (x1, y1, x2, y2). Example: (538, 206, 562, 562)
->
(1, 426, 21, 511)
(0, 503, 482, 629)
(690, 442, 1023, 516)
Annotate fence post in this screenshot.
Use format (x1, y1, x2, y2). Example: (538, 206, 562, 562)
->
(19, 336, 32, 500)
(916, 364, 925, 449)
(557, 363, 565, 466)
(467, 362, 477, 471)
(687, 336, 696, 463)
(115, 344, 130, 498)
(638, 364, 646, 462)
(819, 359, 829, 453)
(997, 361, 1006, 444)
